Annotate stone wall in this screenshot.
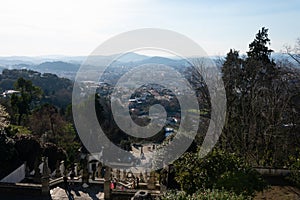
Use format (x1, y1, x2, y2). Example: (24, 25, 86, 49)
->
(0, 182, 42, 196)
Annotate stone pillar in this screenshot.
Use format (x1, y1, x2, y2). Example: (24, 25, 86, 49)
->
(97, 162, 102, 178)
(41, 157, 50, 195)
(122, 169, 127, 180)
(147, 171, 156, 190)
(81, 156, 89, 186)
(116, 169, 120, 181)
(59, 161, 65, 177)
(144, 170, 148, 183)
(25, 161, 30, 178)
(139, 172, 145, 183)
(91, 162, 97, 180)
(82, 166, 89, 185)
(74, 163, 78, 176)
(55, 160, 61, 178)
(104, 166, 111, 200)
(160, 166, 168, 192)
(33, 158, 41, 183)
(110, 168, 114, 180)
(140, 146, 145, 159)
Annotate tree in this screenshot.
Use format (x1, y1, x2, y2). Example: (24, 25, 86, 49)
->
(221, 50, 245, 152)
(284, 38, 300, 65)
(247, 27, 274, 64)
(11, 78, 42, 125)
(245, 27, 276, 86)
(185, 57, 226, 148)
(243, 28, 294, 166)
(29, 104, 65, 139)
(0, 104, 10, 131)
(221, 27, 300, 166)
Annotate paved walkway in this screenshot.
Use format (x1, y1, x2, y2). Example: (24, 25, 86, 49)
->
(50, 185, 104, 200)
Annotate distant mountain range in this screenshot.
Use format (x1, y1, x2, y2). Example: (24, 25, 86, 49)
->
(0, 52, 150, 66)
(0, 53, 172, 79)
(0, 52, 298, 80)
(34, 61, 80, 72)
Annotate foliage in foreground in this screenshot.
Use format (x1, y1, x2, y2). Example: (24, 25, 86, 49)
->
(174, 149, 267, 197)
(160, 189, 250, 200)
(288, 158, 300, 187)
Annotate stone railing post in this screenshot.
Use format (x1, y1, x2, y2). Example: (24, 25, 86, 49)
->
(41, 157, 50, 195)
(55, 160, 61, 178)
(147, 171, 156, 190)
(33, 158, 41, 183)
(104, 166, 111, 200)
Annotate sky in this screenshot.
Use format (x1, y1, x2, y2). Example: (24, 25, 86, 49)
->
(0, 0, 299, 57)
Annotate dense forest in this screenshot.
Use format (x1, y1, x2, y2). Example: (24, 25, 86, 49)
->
(0, 69, 73, 108)
(0, 70, 77, 179)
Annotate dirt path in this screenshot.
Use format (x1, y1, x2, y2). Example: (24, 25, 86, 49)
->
(254, 186, 300, 200)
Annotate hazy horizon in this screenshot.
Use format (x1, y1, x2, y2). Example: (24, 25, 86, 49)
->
(0, 0, 299, 57)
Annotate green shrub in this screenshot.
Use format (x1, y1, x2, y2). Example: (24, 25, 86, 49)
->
(288, 158, 300, 187)
(215, 169, 267, 196)
(161, 189, 250, 200)
(174, 149, 267, 196)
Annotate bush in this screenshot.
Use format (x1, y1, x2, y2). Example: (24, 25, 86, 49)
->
(43, 142, 67, 171)
(215, 169, 267, 196)
(288, 158, 300, 187)
(0, 134, 21, 179)
(174, 149, 267, 196)
(161, 189, 250, 200)
(14, 134, 41, 171)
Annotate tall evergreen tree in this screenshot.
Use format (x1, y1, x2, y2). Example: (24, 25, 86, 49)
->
(247, 27, 273, 64)
(245, 27, 277, 85)
(221, 50, 245, 152)
(11, 78, 42, 125)
(221, 27, 291, 166)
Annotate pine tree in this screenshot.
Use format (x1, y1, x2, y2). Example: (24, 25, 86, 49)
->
(11, 78, 42, 125)
(247, 27, 273, 64)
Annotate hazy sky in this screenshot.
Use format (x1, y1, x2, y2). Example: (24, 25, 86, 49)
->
(0, 0, 299, 56)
